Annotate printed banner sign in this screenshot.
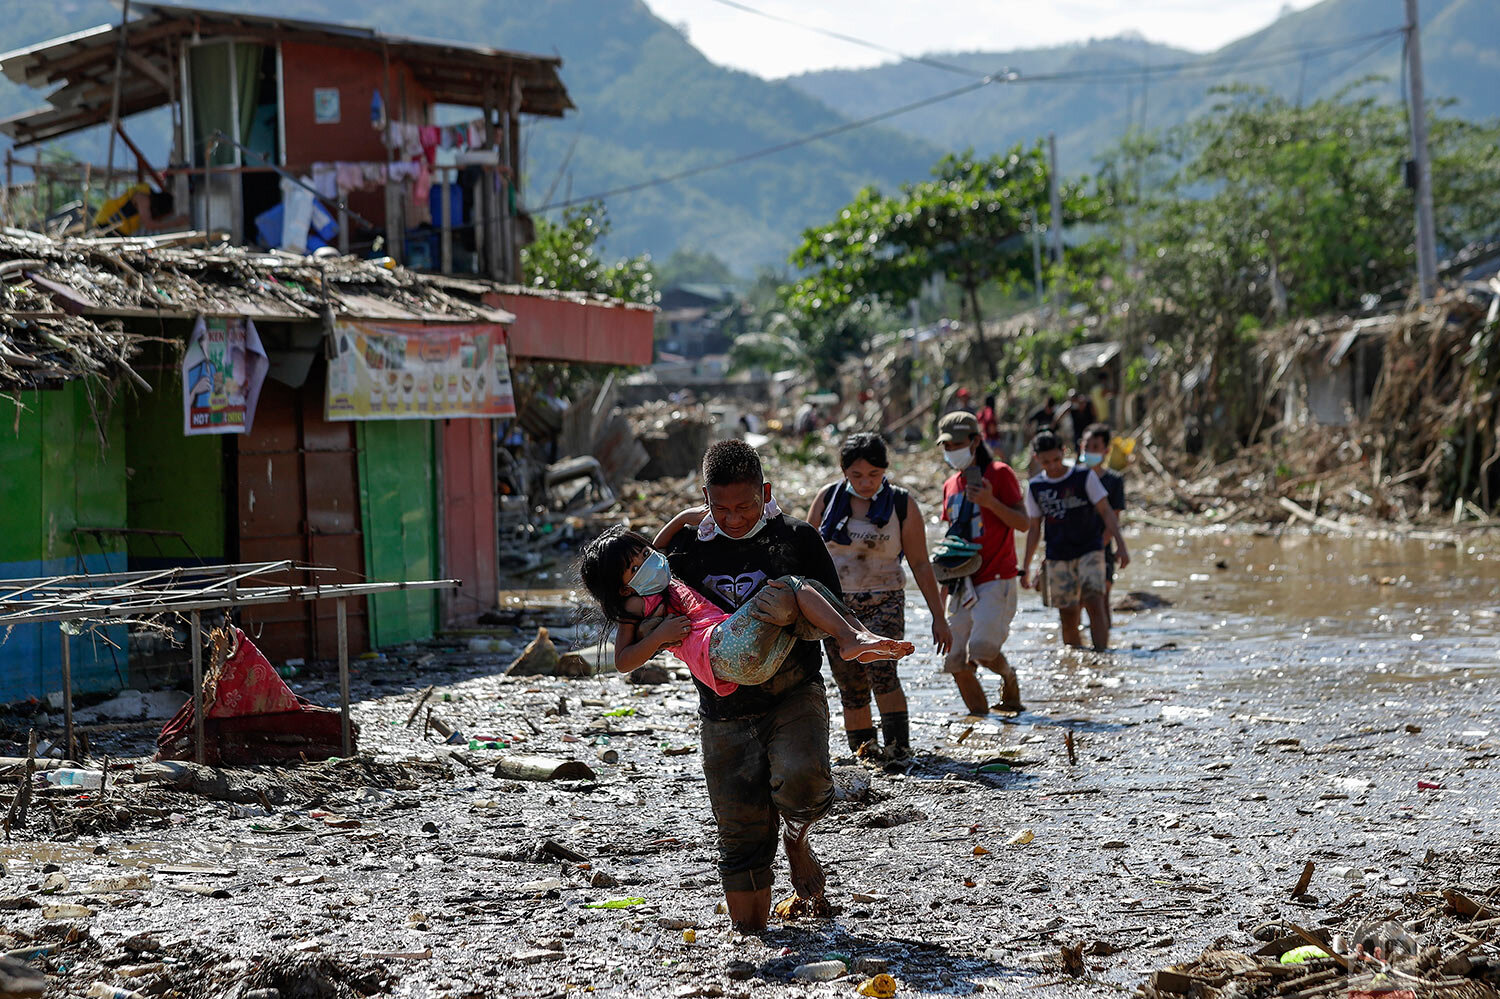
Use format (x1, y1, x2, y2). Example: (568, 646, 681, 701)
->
(182, 316, 269, 435)
(325, 321, 515, 421)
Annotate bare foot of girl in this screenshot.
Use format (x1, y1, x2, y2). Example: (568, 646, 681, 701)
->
(838, 632, 916, 663)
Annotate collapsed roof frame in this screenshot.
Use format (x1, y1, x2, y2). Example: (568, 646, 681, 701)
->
(0, 560, 457, 764)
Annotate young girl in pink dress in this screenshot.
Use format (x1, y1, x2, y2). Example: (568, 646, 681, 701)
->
(578, 527, 914, 692)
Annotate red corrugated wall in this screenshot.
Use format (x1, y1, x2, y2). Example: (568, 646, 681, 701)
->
(441, 419, 498, 624)
(280, 41, 432, 226)
(487, 293, 655, 366)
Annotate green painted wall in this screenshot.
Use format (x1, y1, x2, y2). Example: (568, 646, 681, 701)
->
(357, 421, 438, 648)
(123, 356, 226, 565)
(0, 383, 128, 702)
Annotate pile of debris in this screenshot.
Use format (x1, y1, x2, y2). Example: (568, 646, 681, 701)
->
(0, 313, 143, 393)
(1142, 875, 1500, 999)
(625, 400, 717, 480)
(0, 228, 509, 324)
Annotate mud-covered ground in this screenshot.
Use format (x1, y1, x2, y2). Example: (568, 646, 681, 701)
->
(3, 526, 1500, 998)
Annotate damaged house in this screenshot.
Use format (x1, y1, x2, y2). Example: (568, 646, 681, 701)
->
(0, 4, 654, 704)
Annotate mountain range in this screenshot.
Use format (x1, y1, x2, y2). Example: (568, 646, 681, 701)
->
(1, 0, 1495, 274)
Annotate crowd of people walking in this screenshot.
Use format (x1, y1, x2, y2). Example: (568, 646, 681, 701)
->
(576, 389, 1130, 931)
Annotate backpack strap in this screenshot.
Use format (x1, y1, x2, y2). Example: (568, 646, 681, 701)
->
(817, 481, 840, 513)
(893, 486, 909, 524)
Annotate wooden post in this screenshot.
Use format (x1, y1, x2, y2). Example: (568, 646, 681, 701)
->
(338, 207, 349, 255)
(190, 610, 204, 764)
(439, 167, 452, 274)
(508, 78, 523, 280)
(385, 178, 402, 263)
(337, 597, 351, 757)
(483, 77, 501, 280)
(59, 625, 74, 761)
(103, 0, 131, 195)
(39, 152, 51, 220)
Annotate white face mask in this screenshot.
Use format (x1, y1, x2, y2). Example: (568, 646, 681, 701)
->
(698, 494, 782, 541)
(628, 550, 671, 596)
(943, 447, 973, 471)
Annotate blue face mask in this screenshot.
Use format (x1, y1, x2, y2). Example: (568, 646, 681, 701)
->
(1081, 452, 1104, 468)
(628, 550, 671, 596)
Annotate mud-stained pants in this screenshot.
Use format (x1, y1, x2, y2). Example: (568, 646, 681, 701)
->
(699, 679, 833, 892)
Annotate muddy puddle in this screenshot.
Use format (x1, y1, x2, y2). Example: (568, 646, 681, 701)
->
(2, 526, 1497, 998)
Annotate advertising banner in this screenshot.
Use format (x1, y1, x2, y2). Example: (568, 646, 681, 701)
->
(182, 316, 269, 435)
(325, 321, 515, 421)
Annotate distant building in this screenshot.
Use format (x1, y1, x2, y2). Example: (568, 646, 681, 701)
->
(656, 283, 746, 358)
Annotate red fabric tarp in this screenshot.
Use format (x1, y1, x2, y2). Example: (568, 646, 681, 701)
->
(157, 628, 355, 765)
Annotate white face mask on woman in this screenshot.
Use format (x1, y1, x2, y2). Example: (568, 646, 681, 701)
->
(943, 446, 974, 471)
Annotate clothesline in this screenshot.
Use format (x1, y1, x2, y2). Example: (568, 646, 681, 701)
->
(383, 118, 504, 165)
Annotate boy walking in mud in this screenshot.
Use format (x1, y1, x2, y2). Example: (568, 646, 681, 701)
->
(1021, 431, 1130, 650)
(658, 440, 843, 931)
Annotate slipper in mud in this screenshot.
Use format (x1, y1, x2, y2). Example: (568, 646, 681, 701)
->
(990, 701, 1026, 716)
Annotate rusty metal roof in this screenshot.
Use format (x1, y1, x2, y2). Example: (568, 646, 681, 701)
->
(0, 0, 572, 147)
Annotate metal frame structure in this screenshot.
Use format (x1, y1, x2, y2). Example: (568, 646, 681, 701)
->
(0, 561, 456, 763)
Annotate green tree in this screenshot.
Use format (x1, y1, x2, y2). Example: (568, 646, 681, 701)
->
(522, 202, 658, 304)
(1094, 85, 1500, 450)
(786, 144, 1113, 381)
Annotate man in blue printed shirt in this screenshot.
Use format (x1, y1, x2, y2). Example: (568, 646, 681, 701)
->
(1020, 431, 1130, 650)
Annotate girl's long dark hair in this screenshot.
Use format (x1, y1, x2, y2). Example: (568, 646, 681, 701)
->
(578, 526, 654, 624)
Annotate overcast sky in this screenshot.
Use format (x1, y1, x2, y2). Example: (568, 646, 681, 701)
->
(642, 0, 1322, 79)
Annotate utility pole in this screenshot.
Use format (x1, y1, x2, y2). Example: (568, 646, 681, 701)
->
(1047, 132, 1065, 313)
(1029, 209, 1044, 308)
(1405, 0, 1438, 300)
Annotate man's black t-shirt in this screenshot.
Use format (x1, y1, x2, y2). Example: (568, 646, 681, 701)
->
(664, 513, 842, 721)
(1098, 468, 1126, 557)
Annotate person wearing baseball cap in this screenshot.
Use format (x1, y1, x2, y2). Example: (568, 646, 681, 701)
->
(934, 411, 1031, 715)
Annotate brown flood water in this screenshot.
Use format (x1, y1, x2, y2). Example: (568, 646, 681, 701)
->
(900, 527, 1500, 716)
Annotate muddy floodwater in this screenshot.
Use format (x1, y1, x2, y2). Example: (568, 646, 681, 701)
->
(3, 528, 1498, 998)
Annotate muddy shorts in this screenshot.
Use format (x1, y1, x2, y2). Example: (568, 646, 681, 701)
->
(699, 679, 833, 892)
(943, 576, 1017, 672)
(1043, 550, 1107, 608)
(824, 589, 905, 710)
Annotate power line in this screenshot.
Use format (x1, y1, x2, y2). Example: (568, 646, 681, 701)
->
(536, 26, 1406, 212)
(538, 71, 1002, 210)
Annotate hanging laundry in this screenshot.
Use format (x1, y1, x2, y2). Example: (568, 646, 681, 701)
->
(311, 163, 338, 200)
(370, 89, 387, 130)
(419, 125, 440, 166)
(414, 159, 433, 206)
(279, 177, 316, 254)
(336, 162, 366, 197)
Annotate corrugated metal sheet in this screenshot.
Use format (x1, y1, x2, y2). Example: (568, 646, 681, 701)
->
(0, 383, 127, 701)
(358, 421, 438, 648)
(489, 290, 656, 366)
(442, 419, 498, 624)
(237, 377, 370, 662)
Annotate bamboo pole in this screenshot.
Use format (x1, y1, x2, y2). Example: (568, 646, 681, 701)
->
(337, 597, 351, 757)
(190, 610, 204, 765)
(103, 0, 132, 195)
(60, 626, 74, 761)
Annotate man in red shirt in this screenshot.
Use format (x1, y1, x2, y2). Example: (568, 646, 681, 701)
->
(937, 412, 1032, 715)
